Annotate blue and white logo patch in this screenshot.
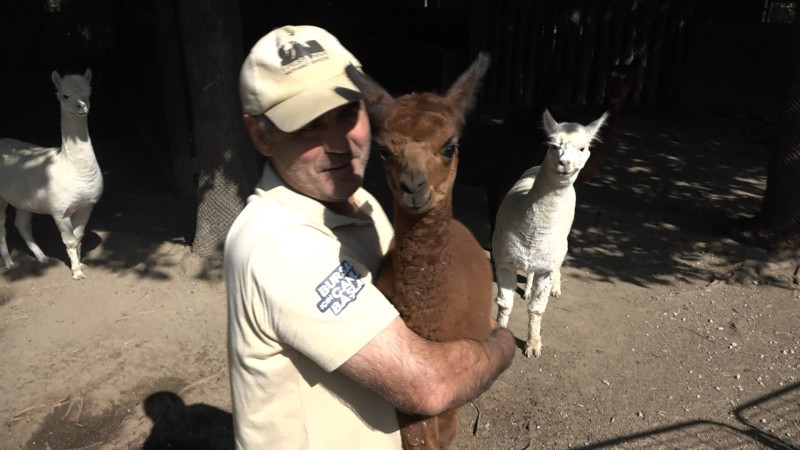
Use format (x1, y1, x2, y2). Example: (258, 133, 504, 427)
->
(316, 261, 365, 315)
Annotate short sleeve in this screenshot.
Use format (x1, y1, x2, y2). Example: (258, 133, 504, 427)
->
(248, 225, 398, 372)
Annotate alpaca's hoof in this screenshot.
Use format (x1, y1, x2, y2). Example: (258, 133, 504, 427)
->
(3, 262, 15, 270)
(550, 287, 561, 297)
(524, 342, 542, 358)
(72, 270, 87, 280)
(36, 256, 50, 265)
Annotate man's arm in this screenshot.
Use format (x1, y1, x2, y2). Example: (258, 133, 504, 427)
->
(338, 316, 516, 416)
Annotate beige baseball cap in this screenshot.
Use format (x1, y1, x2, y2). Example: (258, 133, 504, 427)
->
(239, 25, 363, 133)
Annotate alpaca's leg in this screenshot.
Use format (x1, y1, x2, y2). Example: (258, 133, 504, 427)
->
(550, 267, 562, 297)
(437, 408, 459, 449)
(494, 265, 518, 327)
(523, 271, 535, 300)
(52, 215, 85, 280)
(0, 199, 14, 270)
(525, 272, 552, 358)
(398, 412, 438, 450)
(14, 210, 49, 264)
(70, 206, 93, 266)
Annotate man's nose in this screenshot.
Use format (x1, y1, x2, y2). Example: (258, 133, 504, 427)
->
(321, 122, 351, 154)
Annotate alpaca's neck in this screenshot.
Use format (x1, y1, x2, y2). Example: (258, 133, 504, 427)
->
(391, 199, 453, 277)
(525, 166, 576, 224)
(531, 166, 577, 194)
(60, 114, 92, 154)
(59, 114, 97, 172)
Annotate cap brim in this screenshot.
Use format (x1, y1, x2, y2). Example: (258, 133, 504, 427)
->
(265, 73, 363, 133)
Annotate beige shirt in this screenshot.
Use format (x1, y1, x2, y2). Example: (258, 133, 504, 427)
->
(224, 163, 401, 449)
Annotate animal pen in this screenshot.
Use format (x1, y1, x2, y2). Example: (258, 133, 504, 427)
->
(464, 0, 786, 113)
(325, 0, 788, 116)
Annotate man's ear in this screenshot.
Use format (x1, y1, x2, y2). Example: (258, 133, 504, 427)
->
(243, 114, 272, 157)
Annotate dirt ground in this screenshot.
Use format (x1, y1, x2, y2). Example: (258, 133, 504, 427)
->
(2, 111, 799, 449)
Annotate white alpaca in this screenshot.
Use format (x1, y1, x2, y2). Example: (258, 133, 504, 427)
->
(0, 69, 103, 280)
(492, 109, 607, 358)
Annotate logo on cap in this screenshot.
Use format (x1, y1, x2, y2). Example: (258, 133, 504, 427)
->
(278, 40, 330, 75)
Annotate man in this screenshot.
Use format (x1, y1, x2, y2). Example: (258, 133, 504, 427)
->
(225, 25, 516, 449)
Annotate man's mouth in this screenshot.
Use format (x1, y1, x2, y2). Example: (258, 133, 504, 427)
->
(325, 162, 352, 173)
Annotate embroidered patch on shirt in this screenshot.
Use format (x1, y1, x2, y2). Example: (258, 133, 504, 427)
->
(316, 261, 366, 315)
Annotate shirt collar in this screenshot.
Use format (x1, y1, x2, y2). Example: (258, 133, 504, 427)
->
(252, 162, 376, 229)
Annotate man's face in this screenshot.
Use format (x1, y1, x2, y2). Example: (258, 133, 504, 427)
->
(266, 101, 371, 204)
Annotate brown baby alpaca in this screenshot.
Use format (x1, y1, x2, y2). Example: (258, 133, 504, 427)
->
(347, 53, 493, 450)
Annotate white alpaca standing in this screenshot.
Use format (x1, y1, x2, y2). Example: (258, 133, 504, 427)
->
(492, 109, 607, 357)
(0, 69, 103, 280)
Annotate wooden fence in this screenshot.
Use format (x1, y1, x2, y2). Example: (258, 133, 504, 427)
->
(467, 0, 697, 111)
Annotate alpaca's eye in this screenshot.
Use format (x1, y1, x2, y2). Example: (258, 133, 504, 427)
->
(62, 94, 69, 99)
(377, 145, 390, 160)
(441, 143, 458, 160)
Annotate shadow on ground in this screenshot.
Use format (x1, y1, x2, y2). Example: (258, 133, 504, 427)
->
(142, 391, 233, 450)
(585, 381, 800, 449)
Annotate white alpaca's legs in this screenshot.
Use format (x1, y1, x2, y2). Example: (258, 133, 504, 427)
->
(496, 266, 559, 357)
(14, 210, 49, 264)
(525, 272, 552, 358)
(0, 205, 93, 279)
(70, 206, 93, 265)
(0, 199, 14, 270)
(550, 267, 562, 297)
(52, 215, 85, 280)
(495, 265, 518, 328)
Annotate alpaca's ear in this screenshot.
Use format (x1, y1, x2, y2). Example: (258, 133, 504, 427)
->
(542, 109, 558, 136)
(346, 64, 395, 131)
(83, 68, 92, 82)
(52, 71, 62, 88)
(445, 51, 490, 120)
(586, 112, 609, 141)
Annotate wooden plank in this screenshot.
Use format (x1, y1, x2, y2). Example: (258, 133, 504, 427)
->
(523, 1, 546, 106)
(154, 0, 195, 197)
(574, 0, 599, 107)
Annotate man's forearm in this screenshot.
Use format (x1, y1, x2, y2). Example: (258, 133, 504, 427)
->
(414, 325, 516, 415)
(339, 317, 516, 417)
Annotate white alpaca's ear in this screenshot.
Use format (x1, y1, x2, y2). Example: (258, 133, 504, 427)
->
(52, 71, 62, 89)
(83, 68, 92, 82)
(542, 109, 558, 136)
(586, 112, 609, 141)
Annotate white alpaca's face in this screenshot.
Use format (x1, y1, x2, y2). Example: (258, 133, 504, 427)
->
(54, 72, 92, 117)
(544, 130, 593, 176)
(542, 110, 607, 177)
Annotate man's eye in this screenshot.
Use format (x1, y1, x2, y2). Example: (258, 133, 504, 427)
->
(300, 119, 322, 132)
(441, 143, 458, 160)
(344, 105, 361, 117)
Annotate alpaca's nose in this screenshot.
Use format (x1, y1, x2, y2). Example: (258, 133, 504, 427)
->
(399, 171, 428, 194)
